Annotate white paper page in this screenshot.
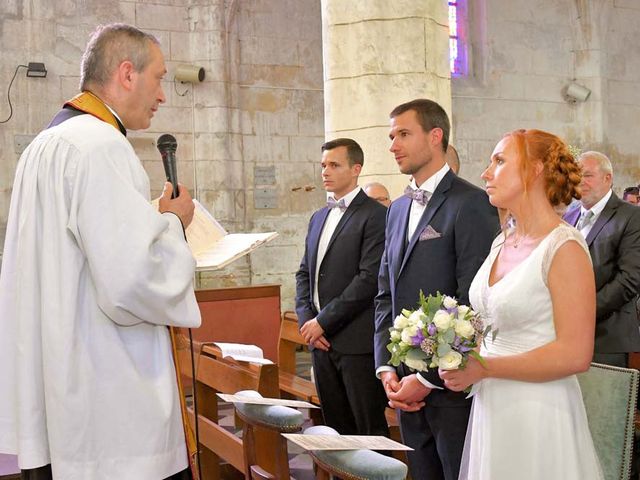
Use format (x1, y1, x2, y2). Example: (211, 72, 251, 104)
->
(185, 200, 227, 255)
(228, 355, 274, 365)
(282, 434, 413, 451)
(214, 342, 264, 359)
(217, 393, 319, 409)
(195, 232, 278, 270)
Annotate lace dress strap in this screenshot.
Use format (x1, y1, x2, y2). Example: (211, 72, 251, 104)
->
(541, 223, 591, 286)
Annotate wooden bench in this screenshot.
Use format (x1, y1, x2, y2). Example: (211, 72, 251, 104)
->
(177, 341, 283, 479)
(278, 311, 319, 404)
(277, 311, 403, 447)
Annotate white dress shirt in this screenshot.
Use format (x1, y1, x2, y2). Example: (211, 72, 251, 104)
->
(313, 186, 362, 311)
(377, 163, 450, 390)
(578, 189, 612, 238)
(407, 163, 450, 241)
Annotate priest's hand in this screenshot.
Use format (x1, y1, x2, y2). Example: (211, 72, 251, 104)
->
(386, 374, 429, 412)
(300, 318, 325, 345)
(159, 182, 195, 228)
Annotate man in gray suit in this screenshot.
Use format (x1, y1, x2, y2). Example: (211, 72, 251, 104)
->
(563, 151, 640, 367)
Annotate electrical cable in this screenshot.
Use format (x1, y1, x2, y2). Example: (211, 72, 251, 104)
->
(0, 65, 28, 124)
(188, 328, 203, 480)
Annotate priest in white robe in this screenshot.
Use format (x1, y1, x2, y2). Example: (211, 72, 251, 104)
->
(0, 24, 201, 480)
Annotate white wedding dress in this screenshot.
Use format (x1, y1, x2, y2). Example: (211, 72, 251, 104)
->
(460, 223, 603, 480)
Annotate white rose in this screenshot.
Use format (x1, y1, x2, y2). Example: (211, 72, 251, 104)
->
(443, 296, 457, 309)
(404, 357, 428, 371)
(408, 309, 427, 326)
(457, 305, 470, 319)
(401, 326, 418, 344)
(454, 319, 475, 339)
(394, 314, 409, 329)
(433, 310, 454, 331)
(438, 351, 463, 370)
(390, 330, 401, 341)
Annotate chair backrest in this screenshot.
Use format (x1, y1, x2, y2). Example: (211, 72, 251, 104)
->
(577, 362, 639, 480)
(190, 347, 281, 479)
(233, 390, 304, 480)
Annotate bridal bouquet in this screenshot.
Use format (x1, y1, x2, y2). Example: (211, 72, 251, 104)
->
(387, 291, 494, 372)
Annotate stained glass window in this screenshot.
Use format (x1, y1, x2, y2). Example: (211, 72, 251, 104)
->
(449, 0, 467, 77)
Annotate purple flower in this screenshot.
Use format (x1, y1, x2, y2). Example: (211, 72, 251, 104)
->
(427, 323, 437, 336)
(458, 345, 472, 353)
(453, 336, 461, 347)
(411, 330, 425, 346)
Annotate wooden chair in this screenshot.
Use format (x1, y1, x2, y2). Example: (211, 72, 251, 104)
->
(578, 362, 639, 480)
(304, 425, 408, 480)
(233, 389, 304, 479)
(278, 311, 404, 449)
(180, 344, 281, 479)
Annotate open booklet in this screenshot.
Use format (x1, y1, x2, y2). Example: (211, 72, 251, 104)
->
(153, 198, 278, 271)
(213, 342, 274, 365)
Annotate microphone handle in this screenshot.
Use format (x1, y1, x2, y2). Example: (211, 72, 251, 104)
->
(162, 152, 179, 199)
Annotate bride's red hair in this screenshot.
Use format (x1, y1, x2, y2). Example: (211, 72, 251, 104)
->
(504, 129, 582, 206)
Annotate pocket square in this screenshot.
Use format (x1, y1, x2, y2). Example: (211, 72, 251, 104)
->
(419, 225, 442, 241)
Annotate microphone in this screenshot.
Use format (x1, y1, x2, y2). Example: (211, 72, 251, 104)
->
(157, 134, 179, 198)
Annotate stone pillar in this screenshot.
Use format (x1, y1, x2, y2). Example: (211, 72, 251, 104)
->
(321, 1, 451, 198)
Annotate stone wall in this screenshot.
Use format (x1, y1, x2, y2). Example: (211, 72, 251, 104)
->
(0, 0, 325, 308)
(452, 0, 640, 192)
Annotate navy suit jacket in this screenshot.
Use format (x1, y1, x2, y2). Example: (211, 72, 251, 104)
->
(295, 189, 387, 354)
(374, 171, 499, 406)
(563, 193, 640, 353)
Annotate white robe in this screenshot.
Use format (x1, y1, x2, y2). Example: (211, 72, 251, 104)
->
(0, 114, 201, 479)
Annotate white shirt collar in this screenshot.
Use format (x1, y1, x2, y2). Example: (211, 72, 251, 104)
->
(327, 186, 361, 208)
(581, 189, 612, 218)
(410, 163, 450, 193)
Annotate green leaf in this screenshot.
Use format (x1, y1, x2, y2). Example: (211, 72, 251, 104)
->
(442, 327, 455, 344)
(469, 350, 487, 368)
(406, 348, 428, 361)
(437, 343, 451, 357)
(401, 309, 412, 317)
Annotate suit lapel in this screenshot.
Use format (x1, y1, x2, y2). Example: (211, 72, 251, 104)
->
(398, 171, 453, 276)
(325, 190, 365, 254)
(564, 205, 581, 227)
(585, 194, 619, 246)
(390, 196, 412, 282)
(308, 207, 330, 281)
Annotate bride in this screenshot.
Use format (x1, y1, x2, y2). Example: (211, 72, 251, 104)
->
(439, 129, 603, 479)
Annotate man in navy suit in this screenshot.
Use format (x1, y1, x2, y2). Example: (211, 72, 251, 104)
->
(374, 99, 499, 479)
(295, 138, 389, 436)
(563, 151, 640, 367)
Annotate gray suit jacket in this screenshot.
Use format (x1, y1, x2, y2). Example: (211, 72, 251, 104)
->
(564, 193, 640, 353)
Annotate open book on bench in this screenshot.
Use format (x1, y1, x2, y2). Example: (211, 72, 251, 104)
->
(154, 199, 278, 271)
(213, 342, 274, 365)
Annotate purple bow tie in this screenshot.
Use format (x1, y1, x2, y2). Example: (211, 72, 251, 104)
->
(327, 197, 347, 211)
(404, 186, 431, 206)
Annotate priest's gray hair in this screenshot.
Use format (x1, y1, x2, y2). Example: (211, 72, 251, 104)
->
(79, 23, 159, 91)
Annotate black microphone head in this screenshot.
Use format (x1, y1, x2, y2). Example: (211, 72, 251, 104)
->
(157, 134, 177, 154)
